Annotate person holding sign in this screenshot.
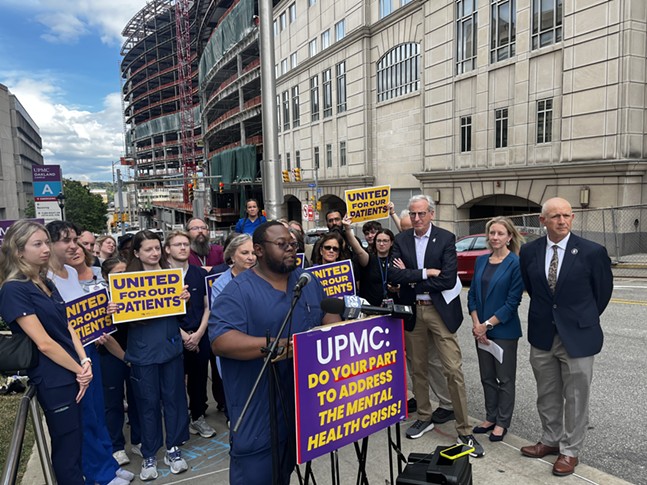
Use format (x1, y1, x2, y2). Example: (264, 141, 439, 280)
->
(164, 230, 217, 440)
(0, 220, 91, 485)
(208, 222, 339, 485)
(121, 230, 191, 480)
(312, 231, 345, 266)
(467, 217, 524, 443)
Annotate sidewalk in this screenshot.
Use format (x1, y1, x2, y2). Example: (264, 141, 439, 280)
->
(22, 403, 631, 484)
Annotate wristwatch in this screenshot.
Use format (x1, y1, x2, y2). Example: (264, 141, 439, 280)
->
(484, 320, 494, 331)
(80, 357, 92, 366)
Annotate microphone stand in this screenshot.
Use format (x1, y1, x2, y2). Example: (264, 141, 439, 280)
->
(233, 283, 306, 485)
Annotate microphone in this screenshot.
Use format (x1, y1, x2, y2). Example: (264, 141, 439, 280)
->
(293, 272, 312, 293)
(320, 296, 413, 320)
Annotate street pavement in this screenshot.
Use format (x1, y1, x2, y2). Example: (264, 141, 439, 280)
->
(22, 279, 645, 484)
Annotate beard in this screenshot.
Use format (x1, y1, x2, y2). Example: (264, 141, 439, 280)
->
(191, 234, 211, 257)
(265, 256, 297, 275)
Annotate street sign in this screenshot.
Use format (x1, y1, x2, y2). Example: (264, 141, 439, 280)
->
(302, 203, 309, 220)
(33, 165, 63, 223)
(308, 183, 316, 188)
(307, 205, 314, 222)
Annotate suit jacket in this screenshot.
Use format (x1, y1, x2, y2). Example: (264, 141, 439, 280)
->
(519, 233, 613, 358)
(389, 226, 463, 332)
(467, 253, 523, 340)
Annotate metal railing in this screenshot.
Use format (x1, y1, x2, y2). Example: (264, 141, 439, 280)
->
(1, 385, 56, 485)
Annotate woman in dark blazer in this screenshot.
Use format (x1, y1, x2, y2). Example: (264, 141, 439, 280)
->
(468, 216, 524, 442)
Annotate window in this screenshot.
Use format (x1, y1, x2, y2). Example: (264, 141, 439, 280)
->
(281, 58, 288, 75)
(296, 150, 301, 169)
(326, 143, 333, 168)
(537, 98, 553, 144)
(322, 69, 332, 117)
(460, 115, 472, 152)
(280, 12, 286, 31)
(491, 0, 516, 62)
(282, 91, 290, 130)
(340, 141, 347, 166)
(532, 0, 562, 49)
(309, 39, 318, 57)
(289, 3, 296, 23)
(335, 20, 346, 41)
(286, 152, 291, 171)
(321, 30, 330, 49)
(336, 62, 347, 113)
(275, 64, 279, 78)
(308, 0, 316, 6)
(380, 0, 392, 19)
(456, 0, 478, 74)
(273, 20, 278, 36)
(277, 95, 281, 133)
(310, 76, 319, 121)
(314, 146, 320, 169)
(495, 108, 509, 148)
(290, 52, 298, 69)
(377, 43, 420, 102)
(292, 86, 300, 128)
(401, 0, 413, 5)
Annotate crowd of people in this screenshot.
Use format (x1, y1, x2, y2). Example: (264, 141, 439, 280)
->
(0, 194, 613, 483)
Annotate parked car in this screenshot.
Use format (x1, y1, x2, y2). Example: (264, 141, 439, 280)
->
(456, 232, 541, 283)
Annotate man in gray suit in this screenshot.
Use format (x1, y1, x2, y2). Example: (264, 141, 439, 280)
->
(519, 197, 613, 476)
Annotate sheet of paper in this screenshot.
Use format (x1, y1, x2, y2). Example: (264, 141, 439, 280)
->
(442, 276, 463, 304)
(478, 340, 504, 364)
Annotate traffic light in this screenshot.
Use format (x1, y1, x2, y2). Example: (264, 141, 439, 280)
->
(282, 170, 290, 183)
(219, 182, 224, 193)
(188, 183, 194, 201)
(293, 167, 301, 182)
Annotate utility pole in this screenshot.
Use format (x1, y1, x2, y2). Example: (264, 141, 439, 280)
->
(259, 0, 285, 220)
(117, 169, 125, 237)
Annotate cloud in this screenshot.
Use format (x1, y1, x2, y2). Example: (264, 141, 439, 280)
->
(2, 71, 124, 181)
(6, 0, 149, 45)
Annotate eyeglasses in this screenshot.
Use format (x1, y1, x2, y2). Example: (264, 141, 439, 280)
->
(375, 239, 391, 245)
(170, 242, 190, 248)
(262, 240, 298, 251)
(323, 245, 340, 252)
(327, 217, 341, 223)
(409, 211, 429, 219)
(188, 226, 208, 231)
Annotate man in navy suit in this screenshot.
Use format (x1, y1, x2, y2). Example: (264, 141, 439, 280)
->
(519, 197, 613, 476)
(389, 195, 483, 457)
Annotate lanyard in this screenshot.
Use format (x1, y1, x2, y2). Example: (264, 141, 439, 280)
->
(378, 256, 389, 298)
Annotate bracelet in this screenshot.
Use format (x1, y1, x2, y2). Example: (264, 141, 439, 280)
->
(80, 357, 92, 366)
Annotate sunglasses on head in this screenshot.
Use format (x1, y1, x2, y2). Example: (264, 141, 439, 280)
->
(323, 245, 340, 252)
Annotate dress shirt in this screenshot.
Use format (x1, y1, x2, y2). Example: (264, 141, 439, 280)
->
(414, 225, 432, 298)
(544, 232, 571, 281)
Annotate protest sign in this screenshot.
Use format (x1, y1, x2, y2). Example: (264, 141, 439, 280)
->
(0, 219, 45, 246)
(293, 316, 407, 464)
(65, 289, 116, 346)
(296, 253, 305, 269)
(109, 268, 185, 324)
(206, 272, 224, 310)
(344, 185, 390, 223)
(306, 260, 355, 298)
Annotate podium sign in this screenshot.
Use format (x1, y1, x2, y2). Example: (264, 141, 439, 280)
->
(293, 316, 407, 464)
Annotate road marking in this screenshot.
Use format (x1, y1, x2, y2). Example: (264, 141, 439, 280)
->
(613, 286, 647, 289)
(610, 298, 647, 306)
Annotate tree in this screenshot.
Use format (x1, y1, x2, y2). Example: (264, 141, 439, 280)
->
(25, 199, 35, 218)
(62, 179, 108, 234)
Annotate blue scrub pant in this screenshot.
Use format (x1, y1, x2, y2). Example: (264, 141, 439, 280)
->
(130, 354, 190, 458)
(37, 382, 84, 485)
(229, 441, 294, 485)
(82, 345, 120, 485)
(101, 351, 141, 451)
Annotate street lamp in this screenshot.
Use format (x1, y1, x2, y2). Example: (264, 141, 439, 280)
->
(56, 192, 66, 220)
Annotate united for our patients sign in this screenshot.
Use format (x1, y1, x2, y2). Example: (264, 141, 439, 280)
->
(109, 268, 185, 324)
(344, 185, 391, 223)
(65, 289, 116, 346)
(306, 260, 355, 298)
(293, 316, 407, 464)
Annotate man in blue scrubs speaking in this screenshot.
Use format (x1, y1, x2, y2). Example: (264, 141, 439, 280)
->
(209, 221, 339, 484)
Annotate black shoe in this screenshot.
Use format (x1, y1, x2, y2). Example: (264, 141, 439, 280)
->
(407, 398, 417, 413)
(489, 428, 508, 442)
(431, 407, 455, 424)
(457, 434, 484, 458)
(472, 423, 496, 434)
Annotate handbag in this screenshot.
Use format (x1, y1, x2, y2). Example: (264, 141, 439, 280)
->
(0, 332, 38, 372)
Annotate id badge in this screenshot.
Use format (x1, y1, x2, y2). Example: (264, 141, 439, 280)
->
(381, 298, 394, 308)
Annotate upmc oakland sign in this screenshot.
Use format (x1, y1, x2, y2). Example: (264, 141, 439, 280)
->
(32, 165, 62, 223)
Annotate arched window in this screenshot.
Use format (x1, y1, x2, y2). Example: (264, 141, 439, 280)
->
(377, 43, 420, 102)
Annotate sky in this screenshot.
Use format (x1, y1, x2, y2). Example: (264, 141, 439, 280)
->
(0, 0, 150, 182)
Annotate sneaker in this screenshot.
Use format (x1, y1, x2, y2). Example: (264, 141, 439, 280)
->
(407, 398, 417, 413)
(116, 468, 135, 482)
(105, 477, 130, 485)
(139, 457, 158, 481)
(189, 415, 216, 438)
(405, 419, 435, 439)
(431, 407, 455, 424)
(457, 434, 485, 458)
(112, 449, 130, 466)
(164, 446, 188, 474)
(130, 443, 143, 458)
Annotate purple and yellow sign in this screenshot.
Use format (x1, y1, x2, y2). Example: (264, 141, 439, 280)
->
(345, 185, 391, 223)
(205, 272, 224, 310)
(293, 316, 407, 464)
(109, 268, 185, 324)
(296, 253, 305, 269)
(0, 219, 45, 246)
(306, 259, 355, 298)
(65, 289, 116, 346)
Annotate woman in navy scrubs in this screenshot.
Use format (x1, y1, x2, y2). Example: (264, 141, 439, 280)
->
(0, 220, 91, 484)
